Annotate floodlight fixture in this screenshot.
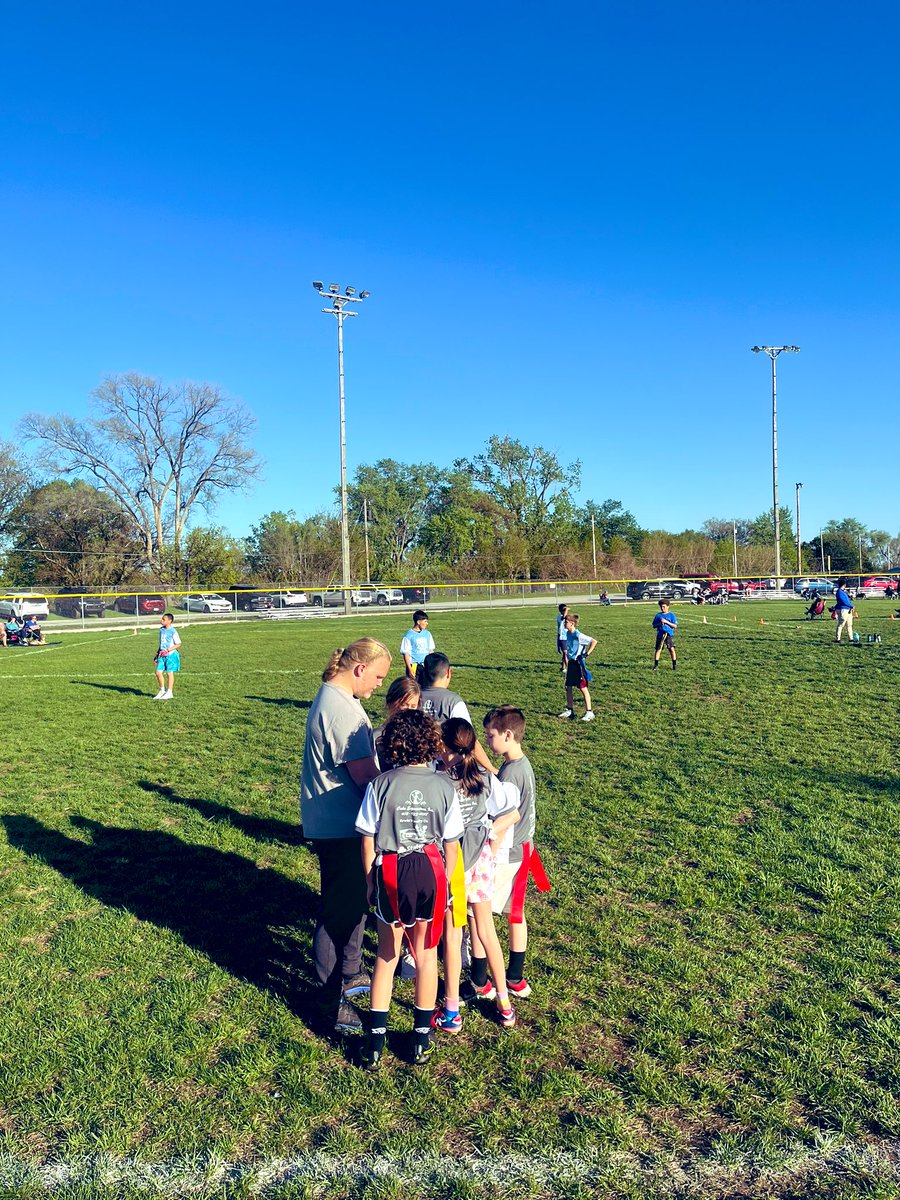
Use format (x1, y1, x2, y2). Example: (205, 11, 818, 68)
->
(359, 290, 371, 299)
(345, 286, 356, 296)
(329, 283, 340, 293)
(312, 281, 324, 290)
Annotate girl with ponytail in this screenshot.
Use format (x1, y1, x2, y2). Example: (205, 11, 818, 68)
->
(432, 718, 520, 1034)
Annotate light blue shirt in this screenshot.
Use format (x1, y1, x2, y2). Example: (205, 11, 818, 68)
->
(564, 629, 592, 658)
(400, 627, 435, 665)
(158, 624, 181, 653)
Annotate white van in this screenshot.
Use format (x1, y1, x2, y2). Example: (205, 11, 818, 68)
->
(0, 594, 51, 620)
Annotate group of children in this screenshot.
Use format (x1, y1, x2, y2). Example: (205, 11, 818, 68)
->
(354, 630, 544, 1069)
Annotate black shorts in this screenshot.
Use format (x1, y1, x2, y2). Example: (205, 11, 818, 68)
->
(655, 631, 675, 650)
(565, 658, 589, 688)
(374, 851, 444, 927)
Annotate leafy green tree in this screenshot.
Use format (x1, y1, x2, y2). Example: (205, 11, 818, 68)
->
(748, 506, 797, 571)
(819, 518, 882, 575)
(170, 526, 247, 588)
(346, 460, 441, 578)
(3, 479, 142, 587)
(580, 499, 644, 555)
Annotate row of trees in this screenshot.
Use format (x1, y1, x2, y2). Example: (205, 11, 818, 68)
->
(1, 375, 896, 589)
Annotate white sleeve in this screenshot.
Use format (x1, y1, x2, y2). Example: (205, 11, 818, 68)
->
(355, 782, 379, 836)
(450, 700, 471, 722)
(427, 632, 436, 653)
(443, 794, 465, 842)
(400, 635, 412, 655)
(487, 773, 519, 817)
(173, 630, 182, 647)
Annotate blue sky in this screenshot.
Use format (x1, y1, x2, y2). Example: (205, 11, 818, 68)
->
(1, 2, 897, 543)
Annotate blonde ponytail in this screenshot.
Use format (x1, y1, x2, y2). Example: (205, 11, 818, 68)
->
(322, 637, 391, 682)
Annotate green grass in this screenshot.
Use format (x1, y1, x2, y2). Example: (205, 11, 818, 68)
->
(0, 601, 897, 1199)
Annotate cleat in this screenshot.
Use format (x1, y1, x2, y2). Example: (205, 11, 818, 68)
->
(342, 971, 371, 998)
(431, 1007, 463, 1034)
(413, 1038, 434, 1066)
(498, 1005, 517, 1029)
(507, 978, 532, 998)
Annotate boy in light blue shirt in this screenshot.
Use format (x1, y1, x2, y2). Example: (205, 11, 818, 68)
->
(559, 614, 597, 722)
(153, 613, 182, 700)
(400, 610, 435, 680)
(652, 600, 677, 671)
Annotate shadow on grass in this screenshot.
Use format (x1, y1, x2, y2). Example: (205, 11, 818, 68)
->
(72, 681, 148, 697)
(0, 813, 341, 1039)
(138, 780, 301, 845)
(245, 695, 312, 710)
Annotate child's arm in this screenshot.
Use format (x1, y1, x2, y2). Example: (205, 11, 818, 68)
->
(661, 617, 676, 631)
(489, 807, 520, 854)
(361, 835, 377, 903)
(585, 637, 598, 656)
(443, 838, 459, 886)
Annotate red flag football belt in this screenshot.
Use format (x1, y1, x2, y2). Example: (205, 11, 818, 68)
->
(509, 842, 551, 924)
(380, 844, 447, 957)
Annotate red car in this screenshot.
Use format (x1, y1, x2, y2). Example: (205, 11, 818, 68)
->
(858, 577, 897, 598)
(114, 594, 167, 615)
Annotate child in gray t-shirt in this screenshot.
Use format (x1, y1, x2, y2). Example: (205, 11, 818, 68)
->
(356, 710, 463, 1069)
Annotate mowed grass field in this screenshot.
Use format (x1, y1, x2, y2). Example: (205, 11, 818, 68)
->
(0, 601, 897, 1200)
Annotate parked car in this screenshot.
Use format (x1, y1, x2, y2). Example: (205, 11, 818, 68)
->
(0, 594, 50, 621)
(742, 579, 776, 592)
(401, 586, 430, 604)
(857, 577, 895, 597)
(268, 591, 308, 608)
(114, 593, 167, 615)
(625, 579, 701, 601)
(53, 589, 107, 618)
(368, 586, 404, 606)
(181, 593, 234, 613)
(309, 589, 372, 607)
(793, 578, 837, 596)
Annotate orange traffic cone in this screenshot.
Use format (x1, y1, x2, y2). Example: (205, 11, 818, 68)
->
(759, 617, 764, 625)
(891, 613, 895, 620)
(702, 615, 707, 623)
(732, 615, 737, 622)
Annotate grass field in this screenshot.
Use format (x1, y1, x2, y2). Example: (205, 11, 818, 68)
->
(0, 601, 897, 1200)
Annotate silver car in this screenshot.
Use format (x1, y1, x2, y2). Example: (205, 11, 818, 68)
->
(181, 593, 234, 613)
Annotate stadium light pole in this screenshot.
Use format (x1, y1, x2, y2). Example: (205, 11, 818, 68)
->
(795, 482, 803, 577)
(312, 282, 371, 615)
(751, 345, 800, 584)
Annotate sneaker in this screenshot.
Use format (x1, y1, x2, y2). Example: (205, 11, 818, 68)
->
(334, 999, 363, 1034)
(413, 1038, 434, 1066)
(507, 978, 532, 998)
(557, 708, 574, 719)
(652, 663, 659, 671)
(469, 980, 497, 1002)
(152, 690, 166, 700)
(359, 1042, 382, 1071)
(497, 1004, 517, 1029)
(342, 971, 371, 998)
(431, 1007, 463, 1035)
(161, 689, 174, 699)
(581, 711, 595, 722)
(398, 948, 417, 980)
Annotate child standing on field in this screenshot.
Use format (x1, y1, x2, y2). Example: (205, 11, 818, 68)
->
(400, 610, 435, 680)
(559, 613, 597, 722)
(153, 612, 181, 700)
(556, 603, 569, 669)
(652, 600, 677, 671)
(355, 709, 463, 1069)
(432, 717, 520, 1034)
(472, 705, 549, 1002)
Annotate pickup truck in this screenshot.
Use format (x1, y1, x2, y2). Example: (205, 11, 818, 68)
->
(364, 587, 404, 606)
(309, 589, 372, 607)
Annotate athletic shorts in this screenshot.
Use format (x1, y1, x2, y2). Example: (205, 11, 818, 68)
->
(491, 860, 520, 916)
(565, 658, 588, 688)
(373, 850, 443, 927)
(654, 632, 674, 651)
(157, 650, 180, 672)
(465, 842, 496, 906)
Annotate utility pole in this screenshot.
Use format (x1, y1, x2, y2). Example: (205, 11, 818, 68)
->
(751, 345, 800, 585)
(363, 499, 371, 585)
(591, 513, 597, 576)
(795, 482, 803, 577)
(312, 282, 371, 614)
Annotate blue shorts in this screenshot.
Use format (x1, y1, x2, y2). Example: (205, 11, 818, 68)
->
(157, 650, 180, 673)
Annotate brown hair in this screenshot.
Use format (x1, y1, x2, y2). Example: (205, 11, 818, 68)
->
(380, 709, 444, 769)
(322, 638, 391, 682)
(385, 674, 421, 712)
(564, 613, 579, 625)
(483, 705, 526, 743)
(442, 717, 486, 798)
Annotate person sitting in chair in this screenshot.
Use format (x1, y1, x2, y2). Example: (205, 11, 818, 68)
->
(22, 616, 46, 645)
(805, 595, 825, 619)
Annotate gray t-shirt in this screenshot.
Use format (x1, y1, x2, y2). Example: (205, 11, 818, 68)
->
(300, 681, 376, 839)
(356, 766, 464, 856)
(453, 768, 518, 870)
(420, 687, 470, 723)
(499, 755, 536, 863)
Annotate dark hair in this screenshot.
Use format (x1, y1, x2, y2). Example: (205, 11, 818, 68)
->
(558, 602, 568, 614)
(413, 609, 428, 623)
(483, 705, 526, 743)
(385, 675, 421, 712)
(658, 599, 669, 607)
(379, 709, 443, 769)
(420, 651, 450, 689)
(442, 717, 486, 798)
(163, 612, 175, 621)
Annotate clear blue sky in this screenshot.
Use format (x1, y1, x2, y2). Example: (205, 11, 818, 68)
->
(1, 2, 897, 542)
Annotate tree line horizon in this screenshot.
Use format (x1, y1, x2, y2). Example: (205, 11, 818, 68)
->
(1, 373, 896, 590)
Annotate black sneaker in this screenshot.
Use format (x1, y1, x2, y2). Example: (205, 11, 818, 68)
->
(360, 1042, 382, 1071)
(335, 999, 363, 1034)
(342, 971, 371, 997)
(413, 1038, 434, 1066)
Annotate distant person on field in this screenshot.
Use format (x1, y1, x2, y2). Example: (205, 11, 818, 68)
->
(833, 579, 855, 643)
(400, 610, 435, 681)
(23, 616, 45, 645)
(153, 613, 182, 700)
(652, 599, 677, 671)
(0, 620, 6, 647)
(559, 614, 597, 722)
(5, 617, 23, 644)
(419, 652, 497, 773)
(556, 603, 569, 668)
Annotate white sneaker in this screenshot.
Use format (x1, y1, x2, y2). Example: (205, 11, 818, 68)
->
(581, 711, 596, 722)
(399, 948, 417, 979)
(161, 689, 174, 699)
(152, 689, 166, 700)
(558, 708, 574, 719)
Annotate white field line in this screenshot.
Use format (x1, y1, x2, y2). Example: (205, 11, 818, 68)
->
(0, 1139, 897, 1195)
(0, 668, 305, 680)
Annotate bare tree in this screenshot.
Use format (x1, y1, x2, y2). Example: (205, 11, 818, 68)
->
(21, 374, 261, 576)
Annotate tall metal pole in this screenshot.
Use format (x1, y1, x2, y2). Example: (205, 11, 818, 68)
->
(363, 499, 371, 584)
(752, 346, 799, 585)
(795, 482, 802, 576)
(819, 529, 825, 573)
(732, 520, 738, 578)
(336, 310, 352, 614)
(591, 514, 597, 576)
